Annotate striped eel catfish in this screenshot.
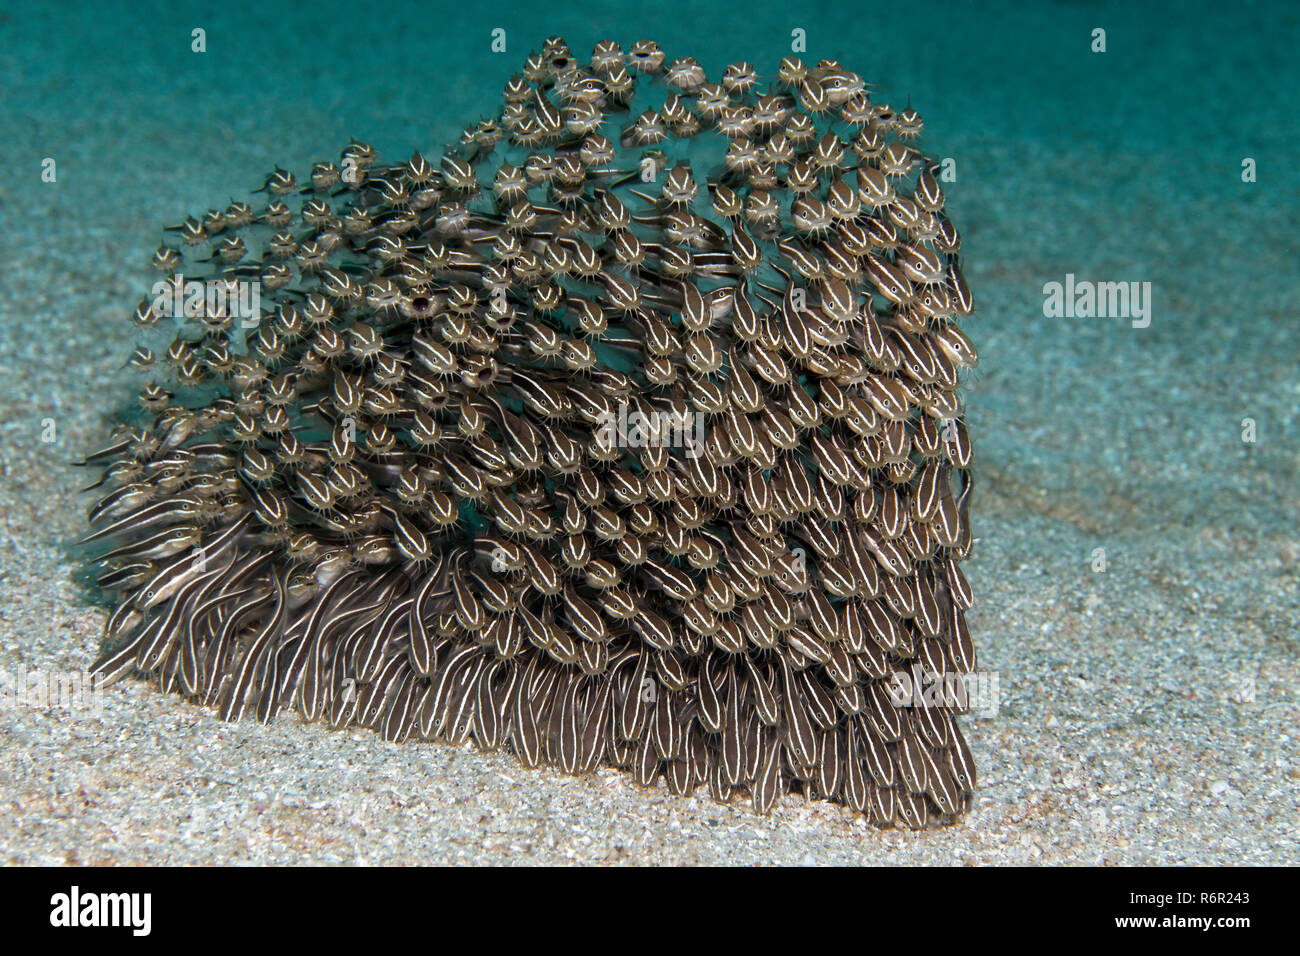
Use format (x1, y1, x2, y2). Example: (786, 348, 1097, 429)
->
(79, 36, 979, 829)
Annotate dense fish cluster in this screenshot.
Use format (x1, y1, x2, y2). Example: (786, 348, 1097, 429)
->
(82, 37, 978, 828)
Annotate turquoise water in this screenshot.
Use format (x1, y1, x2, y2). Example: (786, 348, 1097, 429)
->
(3, 0, 1296, 620)
(4, 0, 1297, 635)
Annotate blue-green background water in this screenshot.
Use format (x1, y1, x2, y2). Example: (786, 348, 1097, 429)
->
(0, 0, 1296, 863)
(4, 0, 1295, 530)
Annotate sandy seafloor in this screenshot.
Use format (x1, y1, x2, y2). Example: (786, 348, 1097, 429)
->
(0, 0, 1297, 864)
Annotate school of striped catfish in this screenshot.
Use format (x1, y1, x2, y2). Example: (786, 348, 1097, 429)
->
(80, 37, 979, 829)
